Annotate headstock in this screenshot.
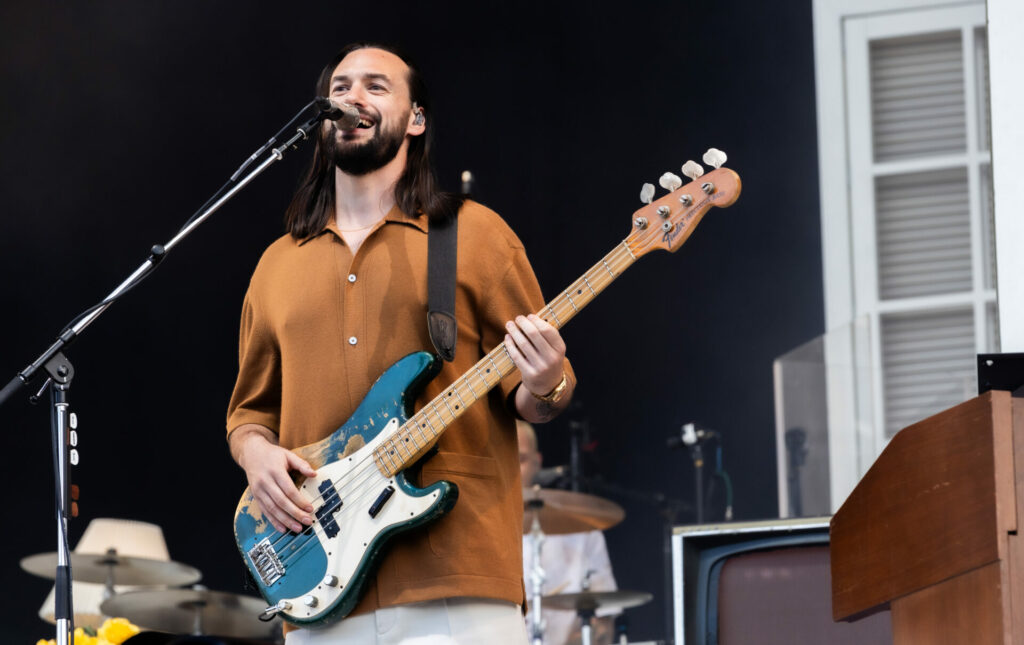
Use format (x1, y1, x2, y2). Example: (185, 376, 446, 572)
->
(627, 148, 741, 257)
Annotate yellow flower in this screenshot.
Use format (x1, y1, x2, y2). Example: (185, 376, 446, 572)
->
(73, 627, 97, 645)
(96, 618, 140, 645)
(35, 639, 55, 645)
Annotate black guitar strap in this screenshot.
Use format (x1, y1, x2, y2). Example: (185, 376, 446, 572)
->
(427, 213, 458, 362)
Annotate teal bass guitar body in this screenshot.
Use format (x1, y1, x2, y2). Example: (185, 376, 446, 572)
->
(233, 351, 458, 627)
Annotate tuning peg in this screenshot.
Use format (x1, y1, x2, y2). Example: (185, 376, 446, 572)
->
(702, 148, 727, 169)
(640, 183, 655, 204)
(681, 161, 704, 180)
(659, 172, 683, 192)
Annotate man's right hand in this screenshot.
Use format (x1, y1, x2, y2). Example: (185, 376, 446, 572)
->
(230, 425, 317, 534)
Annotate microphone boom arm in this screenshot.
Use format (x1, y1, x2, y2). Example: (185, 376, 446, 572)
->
(0, 105, 327, 406)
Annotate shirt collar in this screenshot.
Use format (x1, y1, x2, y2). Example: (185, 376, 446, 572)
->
(297, 203, 428, 246)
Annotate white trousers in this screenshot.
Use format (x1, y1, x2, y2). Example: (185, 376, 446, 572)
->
(283, 597, 529, 645)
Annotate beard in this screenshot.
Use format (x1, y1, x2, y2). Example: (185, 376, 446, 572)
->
(325, 118, 405, 176)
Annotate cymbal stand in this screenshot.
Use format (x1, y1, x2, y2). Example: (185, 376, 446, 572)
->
(577, 607, 596, 645)
(578, 571, 595, 645)
(526, 500, 547, 645)
(100, 548, 120, 602)
(190, 584, 209, 636)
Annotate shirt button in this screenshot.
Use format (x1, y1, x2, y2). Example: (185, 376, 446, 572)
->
(348, 336, 358, 345)
(348, 274, 357, 283)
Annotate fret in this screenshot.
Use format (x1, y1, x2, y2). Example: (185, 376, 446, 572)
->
(547, 305, 562, 327)
(486, 354, 501, 377)
(621, 240, 637, 260)
(453, 386, 470, 409)
(385, 437, 404, 461)
(461, 375, 478, 398)
(583, 275, 596, 296)
(389, 438, 408, 463)
(406, 426, 421, 450)
(429, 402, 448, 427)
(379, 443, 400, 471)
(394, 434, 413, 459)
(441, 395, 457, 418)
(473, 366, 490, 389)
(601, 260, 617, 278)
(421, 412, 438, 438)
(564, 291, 579, 312)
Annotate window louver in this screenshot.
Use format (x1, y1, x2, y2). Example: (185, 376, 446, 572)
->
(871, 31, 966, 162)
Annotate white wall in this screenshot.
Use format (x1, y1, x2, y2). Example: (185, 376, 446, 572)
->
(988, 0, 1024, 351)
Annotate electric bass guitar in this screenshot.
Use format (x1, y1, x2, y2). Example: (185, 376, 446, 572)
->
(235, 149, 741, 626)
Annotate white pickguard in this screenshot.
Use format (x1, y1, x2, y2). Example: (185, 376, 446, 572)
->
(280, 418, 441, 621)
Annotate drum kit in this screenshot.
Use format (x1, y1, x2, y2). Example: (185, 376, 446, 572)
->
(21, 489, 652, 645)
(20, 546, 280, 644)
(522, 486, 652, 645)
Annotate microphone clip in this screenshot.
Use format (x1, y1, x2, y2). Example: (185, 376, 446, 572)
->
(667, 422, 718, 450)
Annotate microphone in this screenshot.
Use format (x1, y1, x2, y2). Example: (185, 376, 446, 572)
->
(532, 465, 567, 486)
(314, 97, 362, 130)
(667, 422, 718, 449)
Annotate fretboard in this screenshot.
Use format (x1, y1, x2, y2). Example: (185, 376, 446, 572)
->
(371, 239, 640, 476)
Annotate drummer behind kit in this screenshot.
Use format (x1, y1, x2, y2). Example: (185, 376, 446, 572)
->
(518, 418, 622, 645)
(523, 486, 655, 645)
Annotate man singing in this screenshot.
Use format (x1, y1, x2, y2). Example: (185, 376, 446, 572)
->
(226, 43, 575, 644)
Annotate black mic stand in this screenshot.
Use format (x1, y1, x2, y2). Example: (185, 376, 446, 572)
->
(669, 423, 719, 524)
(0, 100, 333, 645)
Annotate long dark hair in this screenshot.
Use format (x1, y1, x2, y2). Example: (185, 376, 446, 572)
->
(284, 42, 464, 238)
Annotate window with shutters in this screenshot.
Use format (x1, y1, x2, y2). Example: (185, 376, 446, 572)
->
(809, 0, 995, 511)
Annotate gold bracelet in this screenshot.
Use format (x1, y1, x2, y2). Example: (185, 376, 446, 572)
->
(530, 372, 568, 403)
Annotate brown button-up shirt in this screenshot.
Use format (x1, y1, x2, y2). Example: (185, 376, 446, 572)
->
(227, 200, 574, 619)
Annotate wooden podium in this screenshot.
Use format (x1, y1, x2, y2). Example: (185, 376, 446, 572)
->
(830, 390, 1024, 643)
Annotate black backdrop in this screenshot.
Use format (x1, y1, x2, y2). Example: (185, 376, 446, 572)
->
(1, 1, 823, 642)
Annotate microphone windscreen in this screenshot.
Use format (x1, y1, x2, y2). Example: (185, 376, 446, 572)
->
(315, 97, 362, 130)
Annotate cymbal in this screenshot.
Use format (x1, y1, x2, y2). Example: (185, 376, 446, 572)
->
(542, 590, 653, 612)
(20, 551, 201, 587)
(101, 587, 277, 638)
(522, 486, 625, 535)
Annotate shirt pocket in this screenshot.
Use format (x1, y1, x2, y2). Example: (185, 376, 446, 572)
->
(420, 451, 518, 567)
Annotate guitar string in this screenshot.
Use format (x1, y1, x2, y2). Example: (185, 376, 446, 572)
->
(262, 348, 511, 557)
(259, 173, 712, 542)
(261, 189, 724, 586)
(262, 240, 649, 575)
(257, 239, 643, 574)
(252, 231, 657, 577)
(265, 238, 636, 536)
(263, 347, 518, 562)
(265, 334, 538, 567)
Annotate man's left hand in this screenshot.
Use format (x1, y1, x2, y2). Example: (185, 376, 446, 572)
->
(505, 314, 573, 422)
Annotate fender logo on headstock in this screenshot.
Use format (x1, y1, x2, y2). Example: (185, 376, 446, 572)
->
(662, 192, 719, 246)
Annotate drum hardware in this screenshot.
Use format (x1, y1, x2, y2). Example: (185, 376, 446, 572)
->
(526, 498, 547, 645)
(521, 486, 625, 536)
(21, 549, 202, 598)
(100, 585, 279, 639)
(522, 486, 627, 644)
(542, 590, 654, 645)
